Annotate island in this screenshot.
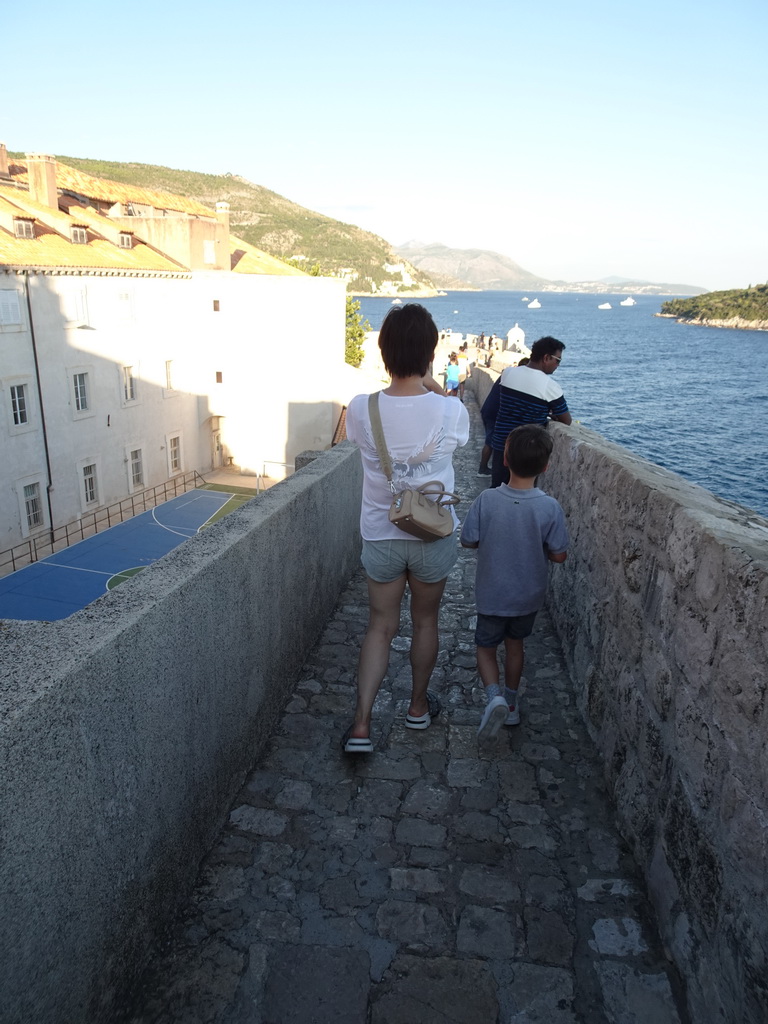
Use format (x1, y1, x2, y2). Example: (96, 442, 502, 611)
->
(658, 284, 768, 330)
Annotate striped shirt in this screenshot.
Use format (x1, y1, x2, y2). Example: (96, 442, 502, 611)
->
(491, 365, 569, 450)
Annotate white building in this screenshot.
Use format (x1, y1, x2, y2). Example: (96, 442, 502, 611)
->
(0, 148, 349, 554)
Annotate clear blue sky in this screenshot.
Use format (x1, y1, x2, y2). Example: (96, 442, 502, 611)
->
(4, 0, 766, 290)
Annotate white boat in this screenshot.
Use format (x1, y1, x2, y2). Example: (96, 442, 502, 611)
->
(527, 299, 541, 309)
(620, 296, 637, 306)
(598, 302, 612, 309)
(391, 298, 402, 305)
(521, 297, 529, 302)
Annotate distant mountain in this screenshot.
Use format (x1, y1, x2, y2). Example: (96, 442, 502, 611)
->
(396, 242, 706, 296)
(36, 155, 437, 297)
(396, 241, 549, 291)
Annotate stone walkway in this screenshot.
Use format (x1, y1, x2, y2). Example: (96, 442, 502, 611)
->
(129, 391, 688, 1024)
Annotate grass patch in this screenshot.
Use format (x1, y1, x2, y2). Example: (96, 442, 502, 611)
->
(202, 482, 258, 496)
(201, 493, 254, 527)
(107, 566, 145, 590)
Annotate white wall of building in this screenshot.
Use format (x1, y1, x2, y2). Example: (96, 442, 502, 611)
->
(0, 270, 348, 552)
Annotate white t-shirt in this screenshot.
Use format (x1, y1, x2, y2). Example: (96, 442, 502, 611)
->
(346, 390, 470, 541)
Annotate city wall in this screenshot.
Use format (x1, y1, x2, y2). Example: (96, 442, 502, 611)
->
(474, 368, 768, 1022)
(4, 368, 768, 1023)
(0, 442, 363, 1024)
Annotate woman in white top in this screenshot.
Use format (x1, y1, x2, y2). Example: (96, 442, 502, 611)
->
(343, 305, 470, 753)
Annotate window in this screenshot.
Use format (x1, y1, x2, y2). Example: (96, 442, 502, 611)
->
(14, 219, 34, 239)
(63, 289, 89, 326)
(10, 384, 28, 425)
(169, 435, 181, 474)
(122, 366, 136, 402)
(130, 449, 143, 488)
(83, 464, 98, 505)
(213, 299, 220, 312)
(215, 371, 223, 384)
(73, 372, 89, 411)
(119, 232, 133, 249)
(71, 227, 88, 245)
(117, 290, 134, 320)
(0, 290, 22, 325)
(165, 360, 174, 390)
(24, 482, 43, 529)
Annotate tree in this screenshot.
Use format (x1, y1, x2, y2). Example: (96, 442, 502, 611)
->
(345, 296, 369, 368)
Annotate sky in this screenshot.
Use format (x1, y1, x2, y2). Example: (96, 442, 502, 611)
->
(4, 0, 766, 291)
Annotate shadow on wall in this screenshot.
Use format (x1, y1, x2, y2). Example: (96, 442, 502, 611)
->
(0, 442, 363, 1024)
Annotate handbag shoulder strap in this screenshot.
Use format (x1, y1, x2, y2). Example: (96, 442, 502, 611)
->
(368, 391, 396, 490)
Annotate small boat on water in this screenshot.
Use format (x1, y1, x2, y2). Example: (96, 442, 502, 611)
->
(598, 302, 612, 310)
(527, 299, 541, 309)
(391, 298, 402, 304)
(521, 297, 529, 302)
(620, 296, 637, 306)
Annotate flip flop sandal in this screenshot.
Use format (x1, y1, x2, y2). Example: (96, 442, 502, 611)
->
(341, 726, 373, 754)
(404, 691, 442, 730)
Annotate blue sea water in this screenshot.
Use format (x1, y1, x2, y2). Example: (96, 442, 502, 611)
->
(358, 291, 768, 517)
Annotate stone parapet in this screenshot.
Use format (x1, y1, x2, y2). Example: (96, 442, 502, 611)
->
(0, 442, 362, 1024)
(470, 368, 768, 1021)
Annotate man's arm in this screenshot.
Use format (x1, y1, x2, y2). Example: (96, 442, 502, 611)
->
(552, 412, 572, 425)
(547, 550, 567, 563)
(461, 539, 479, 549)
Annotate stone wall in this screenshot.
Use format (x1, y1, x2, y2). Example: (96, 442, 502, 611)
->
(0, 442, 362, 1024)
(471, 369, 768, 1021)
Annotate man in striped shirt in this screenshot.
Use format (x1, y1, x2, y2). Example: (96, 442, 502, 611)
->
(490, 336, 572, 487)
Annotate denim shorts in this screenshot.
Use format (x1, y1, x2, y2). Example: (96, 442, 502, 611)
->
(475, 611, 538, 647)
(361, 533, 457, 584)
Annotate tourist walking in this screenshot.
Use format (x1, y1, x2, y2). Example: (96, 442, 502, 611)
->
(461, 424, 568, 741)
(342, 304, 469, 753)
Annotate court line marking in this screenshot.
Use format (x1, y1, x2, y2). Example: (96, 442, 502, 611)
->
(34, 561, 115, 577)
(151, 491, 234, 537)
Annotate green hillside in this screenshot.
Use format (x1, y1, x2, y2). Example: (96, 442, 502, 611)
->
(48, 155, 437, 295)
(660, 284, 768, 322)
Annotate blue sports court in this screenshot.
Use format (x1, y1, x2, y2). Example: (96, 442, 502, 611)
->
(0, 489, 241, 622)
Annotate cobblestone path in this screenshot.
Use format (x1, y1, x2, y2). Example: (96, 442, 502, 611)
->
(129, 391, 688, 1024)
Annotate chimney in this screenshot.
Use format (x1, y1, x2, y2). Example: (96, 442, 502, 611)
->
(0, 144, 9, 180)
(26, 153, 59, 209)
(215, 200, 230, 236)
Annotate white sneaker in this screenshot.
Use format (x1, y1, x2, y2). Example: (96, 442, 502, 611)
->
(477, 696, 509, 741)
(505, 705, 520, 726)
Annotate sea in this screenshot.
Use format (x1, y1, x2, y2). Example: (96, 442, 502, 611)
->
(357, 291, 768, 518)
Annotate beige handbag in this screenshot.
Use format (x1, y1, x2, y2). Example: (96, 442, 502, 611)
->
(368, 392, 460, 542)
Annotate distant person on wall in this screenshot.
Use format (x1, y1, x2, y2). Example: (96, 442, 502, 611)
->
(342, 304, 469, 754)
(457, 343, 471, 401)
(461, 424, 569, 742)
(490, 336, 571, 488)
(444, 353, 460, 396)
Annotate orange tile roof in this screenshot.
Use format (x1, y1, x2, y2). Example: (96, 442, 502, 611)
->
(230, 234, 307, 276)
(0, 188, 186, 272)
(11, 160, 214, 218)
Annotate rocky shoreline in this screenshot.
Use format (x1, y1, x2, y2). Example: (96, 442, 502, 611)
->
(655, 313, 768, 331)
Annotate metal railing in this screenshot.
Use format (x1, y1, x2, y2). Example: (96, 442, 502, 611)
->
(0, 471, 207, 579)
(255, 461, 293, 493)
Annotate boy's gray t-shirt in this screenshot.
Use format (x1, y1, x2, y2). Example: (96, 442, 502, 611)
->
(461, 485, 568, 616)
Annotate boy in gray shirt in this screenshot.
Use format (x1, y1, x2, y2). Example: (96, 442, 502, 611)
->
(461, 424, 569, 741)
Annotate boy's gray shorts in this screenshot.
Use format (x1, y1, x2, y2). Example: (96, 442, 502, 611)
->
(361, 534, 457, 584)
(475, 611, 538, 647)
